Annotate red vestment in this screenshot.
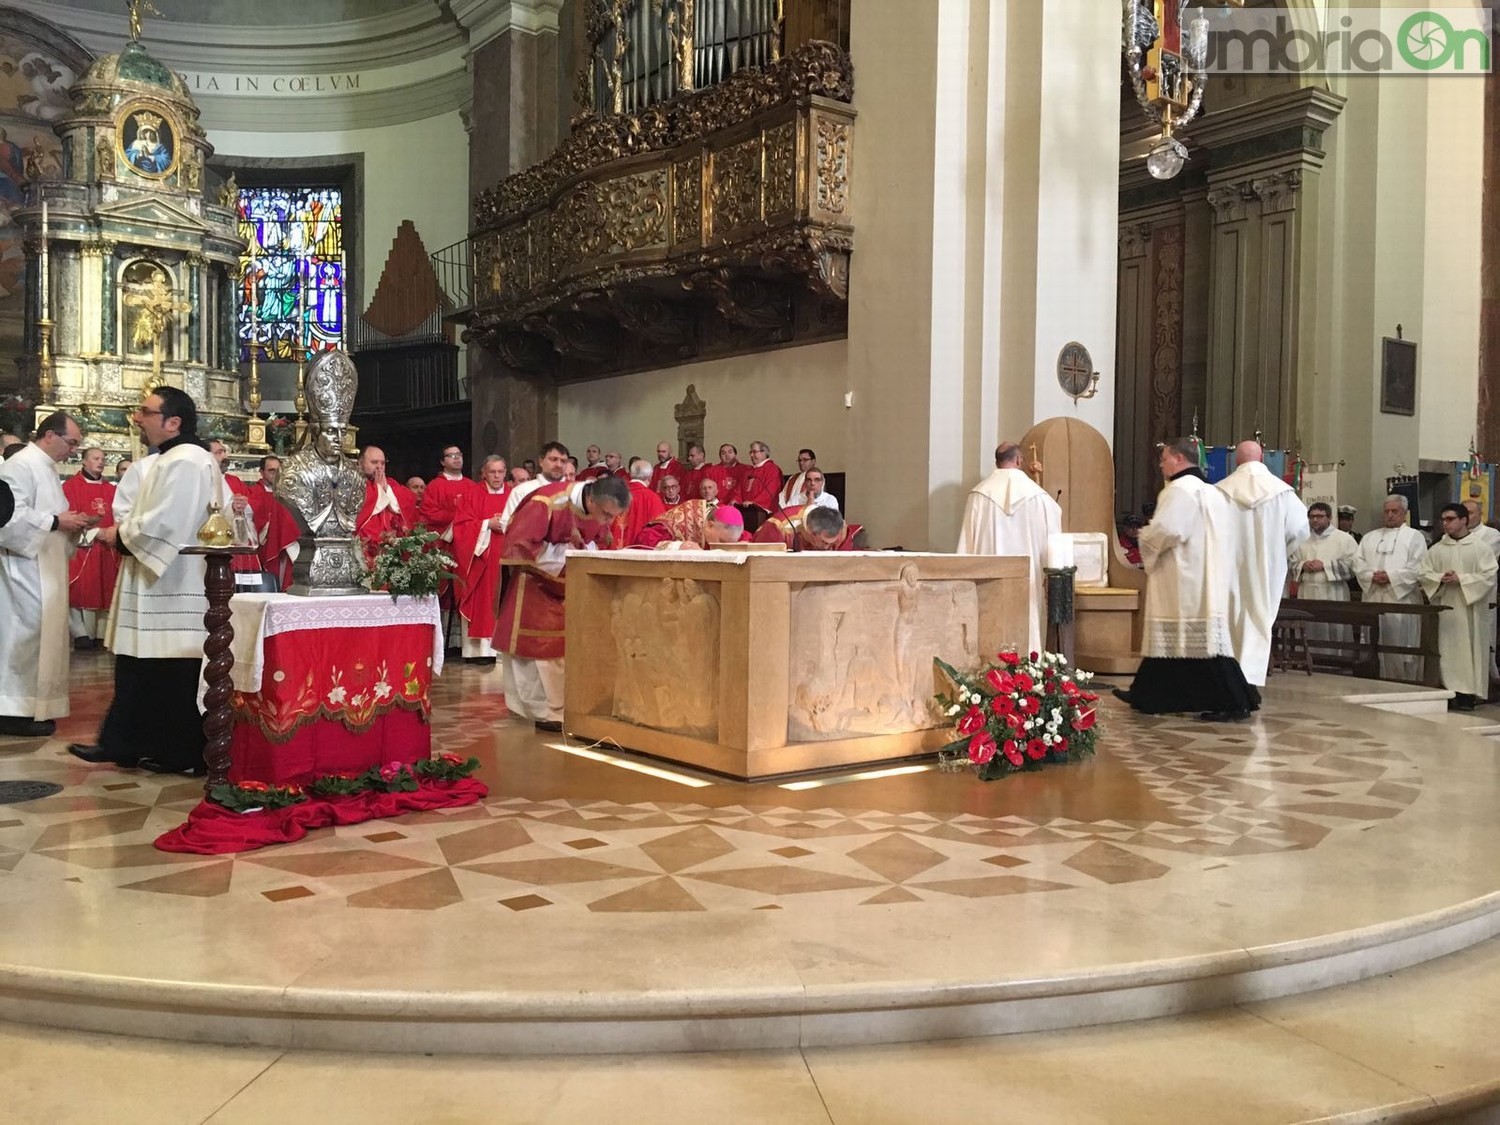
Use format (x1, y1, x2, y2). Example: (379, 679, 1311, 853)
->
(356, 479, 418, 558)
(649, 457, 684, 494)
(740, 458, 783, 513)
(418, 474, 478, 535)
(451, 485, 511, 650)
(247, 483, 301, 589)
(493, 482, 612, 660)
(576, 464, 611, 482)
(614, 479, 666, 547)
(702, 463, 743, 505)
(753, 505, 864, 551)
(223, 475, 259, 574)
(635, 500, 750, 549)
(61, 473, 118, 610)
(680, 464, 706, 501)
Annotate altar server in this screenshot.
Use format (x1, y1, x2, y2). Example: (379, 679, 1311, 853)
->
(1353, 495, 1429, 681)
(69, 389, 228, 774)
(1291, 502, 1360, 661)
(62, 445, 119, 648)
(1421, 503, 1499, 711)
(955, 442, 1062, 656)
(0, 412, 92, 737)
(1216, 440, 1310, 686)
(1117, 438, 1258, 721)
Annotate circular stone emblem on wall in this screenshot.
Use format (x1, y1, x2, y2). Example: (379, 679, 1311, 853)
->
(116, 101, 179, 180)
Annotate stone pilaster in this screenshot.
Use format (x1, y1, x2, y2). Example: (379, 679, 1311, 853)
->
(1480, 28, 1500, 462)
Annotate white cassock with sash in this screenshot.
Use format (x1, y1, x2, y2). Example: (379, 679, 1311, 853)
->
(1137, 472, 1237, 659)
(1420, 533, 1499, 696)
(1216, 462, 1311, 686)
(0, 443, 72, 719)
(956, 466, 1062, 655)
(1352, 524, 1428, 681)
(1291, 527, 1359, 655)
(105, 443, 226, 660)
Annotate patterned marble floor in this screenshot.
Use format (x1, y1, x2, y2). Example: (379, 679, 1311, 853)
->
(0, 653, 1430, 914)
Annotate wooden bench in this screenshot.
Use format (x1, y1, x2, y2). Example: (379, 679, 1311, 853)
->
(1277, 598, 1448, 687)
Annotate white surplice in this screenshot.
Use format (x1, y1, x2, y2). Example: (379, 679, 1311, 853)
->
(106, 443, 228, 660)
(1469, 523, 1500, 679)
(1216, 462, 1311, 686)
(111, 453, 159, 524)
(1420, 533, 1499, 696)
(955, 466, 1062, 655)
(1291, 527, 1360, 656)
(1138, 471, 1237, 658)
(1352, 524, 1429, 680)
(0, 443, 72, 719)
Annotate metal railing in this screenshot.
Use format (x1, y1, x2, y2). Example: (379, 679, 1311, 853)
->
(430, 240, 472, 317)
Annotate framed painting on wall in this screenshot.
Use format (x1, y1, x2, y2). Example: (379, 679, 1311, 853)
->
(1381, 337, 1417, 416)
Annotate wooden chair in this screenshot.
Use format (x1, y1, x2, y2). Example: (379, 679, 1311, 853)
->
(1270, 607, 1315, 676)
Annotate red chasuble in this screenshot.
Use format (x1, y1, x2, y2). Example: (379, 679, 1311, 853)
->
(752, 505, 864, 551)
(702, 463, 742, 505)
(451, 484, 511, 646)
(740, 458, 783, 514)
(61, 473, 118, 610)
(356, 479, 418, 559)
(247, 483, 302, 589)
(635, 499, 750, 549)
(649, 457, 684, 494)
(493, 482, 613, 660)
(418, 474, 478, 536)
(613, 479, 666, 548)
(576, 464, 611, 482)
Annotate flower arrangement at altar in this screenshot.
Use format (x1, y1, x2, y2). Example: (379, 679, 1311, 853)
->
(209, 779, 307, 813)
(934, 651, 1100, 781)
(0, 394, 33, 437)
(363, 526, 456, 600)
(265, 413, 294, 454)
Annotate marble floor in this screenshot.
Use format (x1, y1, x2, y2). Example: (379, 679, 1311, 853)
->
(6, 656, 1500, 1118)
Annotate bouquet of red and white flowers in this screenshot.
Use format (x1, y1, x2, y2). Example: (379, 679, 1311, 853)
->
(934, 650, 1100, 781)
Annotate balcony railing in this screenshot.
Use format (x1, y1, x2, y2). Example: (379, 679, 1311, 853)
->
(431, 240, 471, 318)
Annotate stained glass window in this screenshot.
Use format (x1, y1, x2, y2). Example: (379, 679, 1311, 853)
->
(237, 187, 344, 361)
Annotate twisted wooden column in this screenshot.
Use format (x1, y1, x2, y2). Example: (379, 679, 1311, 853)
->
(182, 546, 257, 795)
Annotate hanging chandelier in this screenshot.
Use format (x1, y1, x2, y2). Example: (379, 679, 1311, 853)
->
(1124, 0, 1245, 180)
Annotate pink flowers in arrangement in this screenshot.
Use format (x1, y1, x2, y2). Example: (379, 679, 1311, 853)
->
(934, 651, 1100, 781)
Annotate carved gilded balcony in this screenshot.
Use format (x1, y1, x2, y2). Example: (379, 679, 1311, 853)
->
(466, 41, 854, 382)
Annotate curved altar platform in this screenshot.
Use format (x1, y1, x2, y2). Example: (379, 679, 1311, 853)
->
(1, 660, 1498, 1056)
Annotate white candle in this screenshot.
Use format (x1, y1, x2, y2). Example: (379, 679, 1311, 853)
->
(1047, 533, 1074, 570)
(39, 199, 48, 320)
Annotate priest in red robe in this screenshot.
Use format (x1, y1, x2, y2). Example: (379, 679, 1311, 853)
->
(495, 475, 629, 731)
(451, 455, 511, 662)
(703, 443, 744, 506)
(739, 440, 783, 523)
(62, 446, 118, 647)
(418, 444, 480, 646)
(635, 501, 750, 550)
(247, 455, 301, 590)
(210, 440, 260, 576)
(615, 458, 666, 547)
(649, 441, 684, 495)
(355, 445, 417, 560)
(576, 444, 610, 481)
(753, 504, 866, 551)
(680, 443, 707, 501)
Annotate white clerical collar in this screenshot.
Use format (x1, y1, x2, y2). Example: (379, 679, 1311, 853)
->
(442, 471, 464, 481)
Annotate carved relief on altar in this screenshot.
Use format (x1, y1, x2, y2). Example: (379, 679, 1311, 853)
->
(786, 573, 979, 741)
(609, 577, 721, 738)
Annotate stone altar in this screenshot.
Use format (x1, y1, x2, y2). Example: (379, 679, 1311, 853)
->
(566, 551, 1030, 780)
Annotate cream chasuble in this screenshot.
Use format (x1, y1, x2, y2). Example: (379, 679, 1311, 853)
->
(0, 443, 73, 719)
(1421, 533, 1498, 696)
(106, 443, 227, 660)
(1352, 524, 1428, 680)
(1138, 472, 1236, 659)
(1216, 462, 1311, 686)
(956, 467, 1062, 655)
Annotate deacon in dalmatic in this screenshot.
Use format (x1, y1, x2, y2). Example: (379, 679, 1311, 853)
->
(1353, 495, 1428, 681)
(1421, 503, 1499, 712)
(0, 412, 93, 737)
(1291, 502, 1360, 660)
(1215, 440, 1310, 687)
(955, 442, 1061, 656)
(1117, 438, 1258, 721)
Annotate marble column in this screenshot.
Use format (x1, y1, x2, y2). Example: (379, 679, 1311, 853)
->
(55, 246, 80, 356)
(78, 243, 102, 355)
(455, 0, 565, 465)
(1480, 28, 1500, 462)
(99, 243, 116, 356)
(187, 254, 203, 364)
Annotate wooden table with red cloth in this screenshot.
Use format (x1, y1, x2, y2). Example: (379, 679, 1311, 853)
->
(223, 592, 447, 784)
(155, 592, 488, 855)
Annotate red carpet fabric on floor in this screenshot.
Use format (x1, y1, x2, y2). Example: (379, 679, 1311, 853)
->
(154, 778, 488, 854)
